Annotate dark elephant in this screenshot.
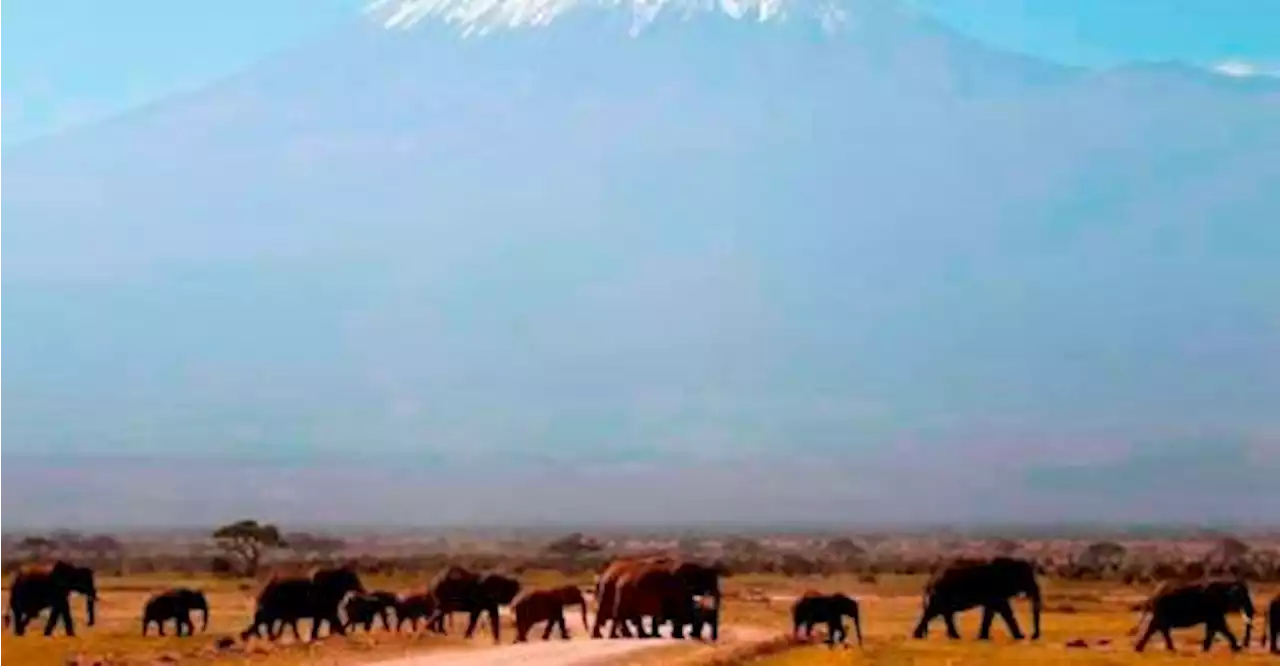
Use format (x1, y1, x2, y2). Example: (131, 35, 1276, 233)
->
(1133, 578, 1254, 653)
(425, 566, 521, 643)
(912, 556, 1042, 642)
(1264, 593, 1279, 654)
(343, 590, 398, 632)
(792, 591, 863, 647)
(142, 587, 208, 636)
(609, 558, 724, 641)
(241, 565, 365, 642)
(511, 585, 590, 642)
(395, 592, 442, 632)
(4, 561, 97, 636)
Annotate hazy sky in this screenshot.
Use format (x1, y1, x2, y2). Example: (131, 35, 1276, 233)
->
(3, 0, 1278, 528)
(4, 0, 1279, 145)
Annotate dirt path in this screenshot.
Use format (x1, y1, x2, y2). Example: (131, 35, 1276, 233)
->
(363, 618, 778, 666)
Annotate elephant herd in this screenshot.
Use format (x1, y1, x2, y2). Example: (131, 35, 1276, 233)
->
(5, 556, 1280, 656)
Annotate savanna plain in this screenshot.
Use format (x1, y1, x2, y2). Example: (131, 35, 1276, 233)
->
(3, 527, 1277, 665)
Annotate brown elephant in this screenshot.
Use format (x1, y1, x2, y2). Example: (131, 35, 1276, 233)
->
(793, 590, 863, 647)
(1133, 578, 1254, 653)
(425, 566, 521, 643)
(605, 558, 724, 640)
(512, 585, 590, 642)
(1264, 593, 1279, 654)
(5, 561, 97, 636)
(343, 590, 398, 632)
(912, 556, 1042, 642)
(592, 555, 672, 639)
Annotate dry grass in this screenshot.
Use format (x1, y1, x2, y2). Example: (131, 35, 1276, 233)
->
(3, 572, 1277, 665)
(717, 576, 1280, 665)
(0, 574, 490, 665)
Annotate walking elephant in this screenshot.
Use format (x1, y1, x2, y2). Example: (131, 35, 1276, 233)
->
(425, 566, 521, 643)
(343, 590, 398, 632)
(4, 561, 98, 637)
(1133, 578, 1254, 653)
(241, 565, 365, 642)
(592, 555, 670, 639)
(512, 585, 590, 642)
(1264, 593, 1279, 654)
(912, 556, 1042, 642)
(142, 588, 208, 636)
(792, 591, 863, 647)
(395, 592, 444, 632)
(604, 557, 724, 640)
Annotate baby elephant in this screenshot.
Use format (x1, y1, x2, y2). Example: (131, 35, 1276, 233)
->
(792, 591, 863, 648)
(142, 588, 209, 637)
(395, 593, 440, 633)
(511, 585, 589, 642)
(344, 590, 398, 632)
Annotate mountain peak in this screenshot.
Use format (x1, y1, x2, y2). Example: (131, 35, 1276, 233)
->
(363, 0, 909, 36)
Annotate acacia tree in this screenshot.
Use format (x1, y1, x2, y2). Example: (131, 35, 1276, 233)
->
(213, 520, 286, 576)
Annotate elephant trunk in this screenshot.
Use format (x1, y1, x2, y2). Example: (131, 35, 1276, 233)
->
(579, 599, 590, 633)
(86, 593, 97, 627)
(197, 597, 210, 632)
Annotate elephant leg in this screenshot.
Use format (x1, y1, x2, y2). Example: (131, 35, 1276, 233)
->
(380, 609, 392, 632)
(558, 613, 571, 640)
(977, 606, 996, 640)
(825, 617, 840, 647)
(994, 599, 1024, 640)
(911, 605, 935, 639)
(488, 606, 502, 643)
(1209, 616, 1240, 652)
(13, 610, 28, 637)
(46, 599, 74, 637)
(942, 612, 961, 640)
(541, 618, 555, 641)
(463, 609, 481, 639)
(289, 619, 303, 643)
(182, 612, 194, 636)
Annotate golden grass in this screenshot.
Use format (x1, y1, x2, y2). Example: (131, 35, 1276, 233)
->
(2, 573, 1276, 665)
(722, 576, 1280, 665)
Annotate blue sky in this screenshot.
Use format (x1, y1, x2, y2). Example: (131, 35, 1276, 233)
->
(3, 0, 1278, 146)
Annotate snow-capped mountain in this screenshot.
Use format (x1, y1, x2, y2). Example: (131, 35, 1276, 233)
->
(4, 0, 1277, 525)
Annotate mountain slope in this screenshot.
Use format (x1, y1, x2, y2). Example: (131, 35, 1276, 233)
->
(4, 1, 1278, 524)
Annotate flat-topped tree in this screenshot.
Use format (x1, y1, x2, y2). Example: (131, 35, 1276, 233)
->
(213, 519, 286, 577)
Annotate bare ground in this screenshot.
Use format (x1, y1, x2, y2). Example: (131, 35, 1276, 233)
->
(362, 615, 778, 666)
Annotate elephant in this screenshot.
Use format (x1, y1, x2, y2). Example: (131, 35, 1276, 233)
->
(911, 556, 1042, 642)
(605, 558, 724, 640)
(395, 592, 443, 632)
(1264, 593, 1279, 654)
(511, 585, 590, 642)
(343, 590, 398, 632)
(592, 555, 671, 639)
(425, 566, 521, 643)
(4, 561, 97, 636)
(1133, 578, 1255, 653)
(241, 565, 365, 642)
(792, 591, 863, 647)
(142, 587, 208, 637)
